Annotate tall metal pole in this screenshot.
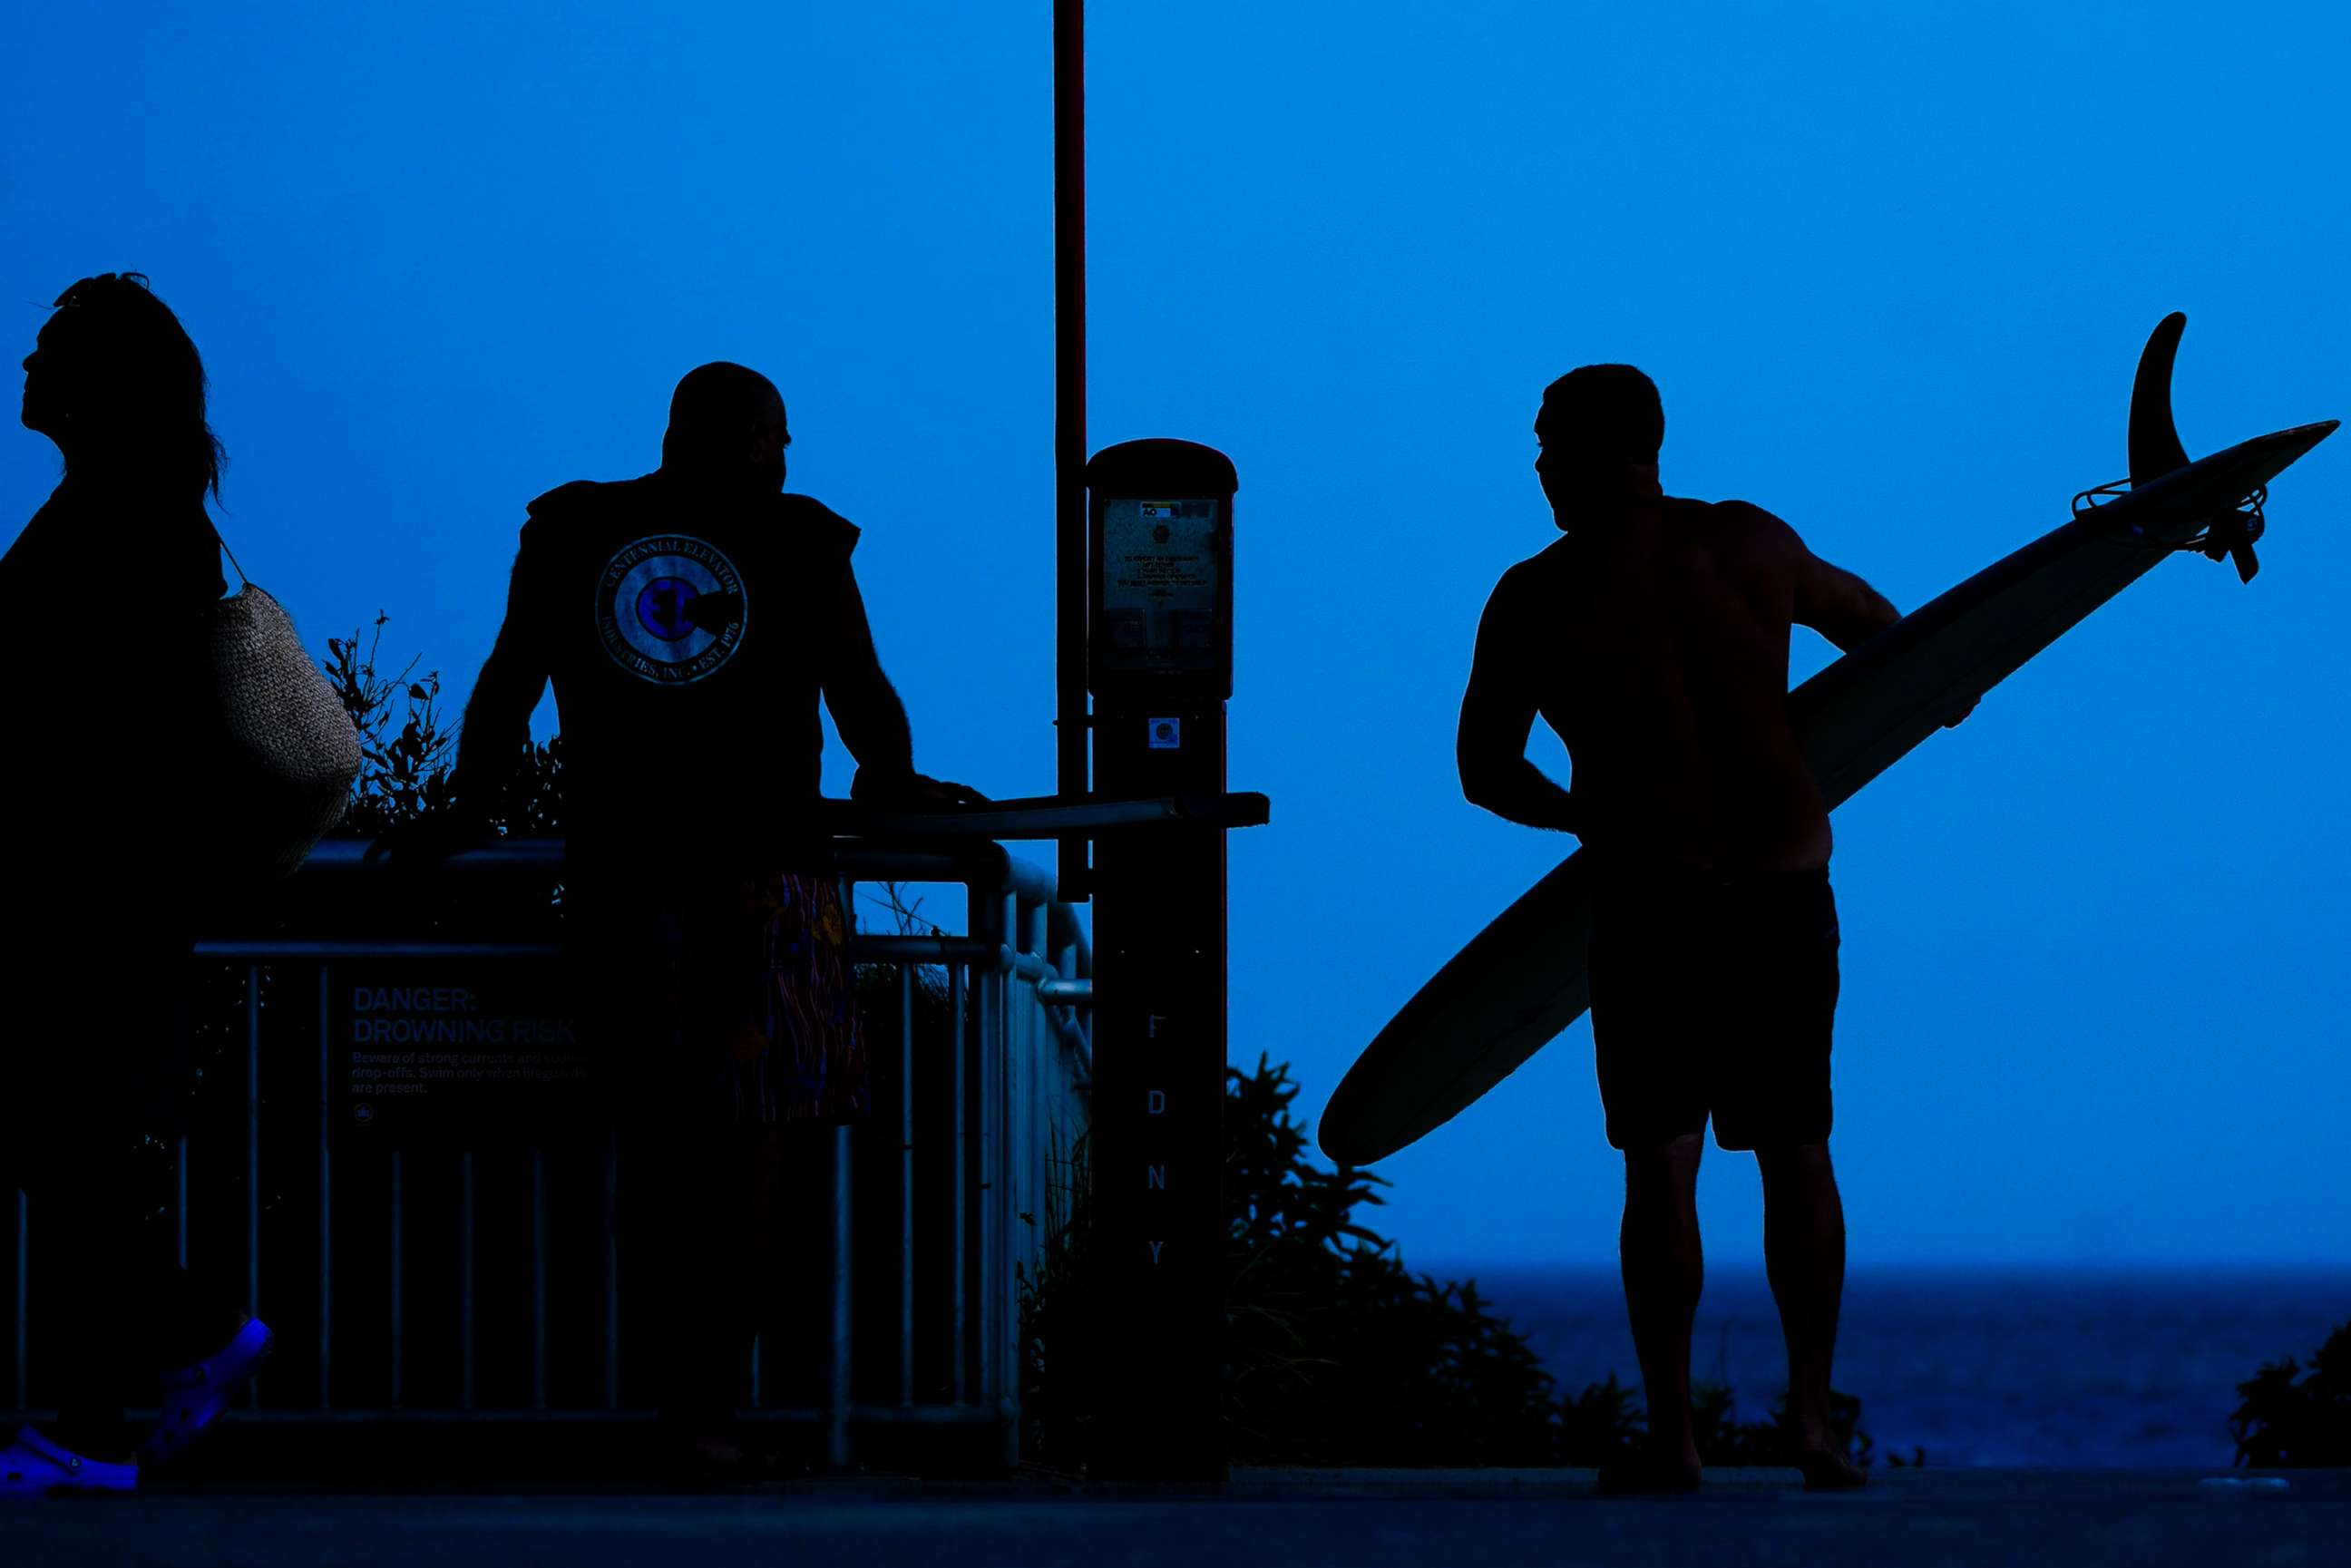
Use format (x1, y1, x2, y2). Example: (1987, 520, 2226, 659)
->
(1054, 0, 1090, 901)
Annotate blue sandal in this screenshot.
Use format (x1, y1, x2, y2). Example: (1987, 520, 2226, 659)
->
(2, 1426, 138, 1496)
(139, 1317, 275, 1466)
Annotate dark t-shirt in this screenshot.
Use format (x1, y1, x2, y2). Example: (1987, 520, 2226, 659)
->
(504, 472, 859, 872)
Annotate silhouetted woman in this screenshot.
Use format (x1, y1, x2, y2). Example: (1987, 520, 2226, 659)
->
(1, 274, 268, 1495)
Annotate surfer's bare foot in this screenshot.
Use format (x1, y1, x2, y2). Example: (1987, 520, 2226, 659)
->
(1794, 1440, 1866, 1492)
(1596, 1446, 1702, 1495)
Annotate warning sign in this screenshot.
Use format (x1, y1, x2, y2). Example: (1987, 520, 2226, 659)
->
(330, 961, 600, 1146)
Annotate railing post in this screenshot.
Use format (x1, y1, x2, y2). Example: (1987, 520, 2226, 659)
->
(951, 961, 969, 1405)
(388, 1148, 404, 1411)
(175, 1135, 188, 1271)
(459, 1151, 476, 1410)
(12, 1191, 24, 1413)
(246, 961, 262, 1408)
(970, 883, 1004, 1417)
(997, 889, 1020, 1457)
(601, 1129, 619, 1410)
(825, 1123, 853, 1468)
(317, 960, 332, 1409)
(900, 963, 915, 1408)
(531, 1146, 547, 1411)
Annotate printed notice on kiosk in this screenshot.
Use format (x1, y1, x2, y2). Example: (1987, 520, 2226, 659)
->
(1100, 498, 1221, 674)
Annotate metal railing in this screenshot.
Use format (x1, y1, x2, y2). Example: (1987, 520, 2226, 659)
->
(1, 837, 1091, 1471)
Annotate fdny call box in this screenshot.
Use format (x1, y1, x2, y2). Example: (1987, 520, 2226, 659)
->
(1088, 439, 1237, 704)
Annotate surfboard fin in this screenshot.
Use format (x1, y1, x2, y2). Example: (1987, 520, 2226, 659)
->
(2122, 310, 2290, 582)
(2128, 312, 2192, 487)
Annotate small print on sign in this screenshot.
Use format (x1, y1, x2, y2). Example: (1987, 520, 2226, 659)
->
(1149, 717, 1182, 749)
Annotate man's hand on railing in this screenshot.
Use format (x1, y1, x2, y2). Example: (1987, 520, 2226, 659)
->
(363, 810, 495, 866)
(851, 766, 991, 809)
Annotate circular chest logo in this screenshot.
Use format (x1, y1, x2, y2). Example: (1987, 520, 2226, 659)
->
(595, 534, 749, 684)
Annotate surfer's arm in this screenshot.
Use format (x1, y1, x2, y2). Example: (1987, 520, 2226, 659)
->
(1767, 515, 1975, 724)
(449, 524, 555, 826)
(823, 564, 917, 782)
(1798, 564, 1900, 652)
(1761, 509, 1903, 652)
(1457, 583, 1581, 833)
(821, 568, 986, 804)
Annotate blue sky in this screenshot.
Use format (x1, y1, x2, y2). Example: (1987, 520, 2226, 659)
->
(5, 1, 2346, 1269)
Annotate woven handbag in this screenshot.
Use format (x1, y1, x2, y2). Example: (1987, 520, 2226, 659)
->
(204, 531, 362, 881)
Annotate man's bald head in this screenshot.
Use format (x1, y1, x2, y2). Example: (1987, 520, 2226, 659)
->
(661, 361, 790, 488)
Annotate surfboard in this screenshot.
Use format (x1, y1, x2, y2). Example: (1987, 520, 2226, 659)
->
(1318, 315, 2336, 1166)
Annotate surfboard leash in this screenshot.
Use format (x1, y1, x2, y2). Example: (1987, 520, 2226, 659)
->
(2072, 479, 2267, 583)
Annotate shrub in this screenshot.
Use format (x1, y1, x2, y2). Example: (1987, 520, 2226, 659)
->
(1019, 1055, 1886, 1470)
(322, 610, 561, 838)
(323, 613, 455, 834)
(2233, 1320, 2351, 1467)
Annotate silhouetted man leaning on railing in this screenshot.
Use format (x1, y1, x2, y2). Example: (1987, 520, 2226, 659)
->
(1457, 365, 1971, 1493)
(383, 362, 980, 1476)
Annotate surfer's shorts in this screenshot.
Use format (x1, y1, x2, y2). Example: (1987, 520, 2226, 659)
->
(1587, 861, 1840, 1152)
(565, 866, 868, 1128)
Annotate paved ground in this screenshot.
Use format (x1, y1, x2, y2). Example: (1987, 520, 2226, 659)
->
(9, 1468, 2345, 1567)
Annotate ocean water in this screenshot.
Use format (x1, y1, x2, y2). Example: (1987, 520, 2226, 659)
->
(1447, 1266, 2351, 1467)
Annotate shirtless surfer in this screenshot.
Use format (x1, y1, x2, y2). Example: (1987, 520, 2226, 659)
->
(1456, 364, 1969, 1492)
